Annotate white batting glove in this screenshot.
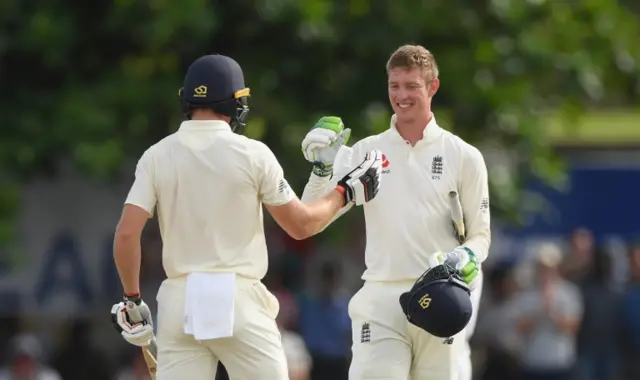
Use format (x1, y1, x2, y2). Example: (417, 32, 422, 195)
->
(429, 247, 480, 291)
(336, 149, 383, 206)
(111, 295, 155, 347)
(301, 116, 351, 177)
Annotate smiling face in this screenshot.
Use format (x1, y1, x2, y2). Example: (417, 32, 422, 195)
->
(386, 45, 440, 127)
(388, 68, 438, 125)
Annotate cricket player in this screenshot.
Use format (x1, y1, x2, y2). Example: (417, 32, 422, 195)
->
(300, 45, 491, 380)
(458, 276, 484, 380)
(109, 54, 383, 380)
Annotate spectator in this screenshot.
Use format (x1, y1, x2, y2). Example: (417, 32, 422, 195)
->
(51, 318, 114, 380)
(0, 333, 61, 380)
(512, 242, 583, 380)
(276, 300, 312, 380)
(273, 227, 315, 293)
(264, 266, 299, 333)
(0, 316, 20, 365)
(561, 228, 595, 284)
(298, 262, 351, 380)
(575, 247, 622, 380)
(473, 265, 522, 380)
(621, 243, 640, 379)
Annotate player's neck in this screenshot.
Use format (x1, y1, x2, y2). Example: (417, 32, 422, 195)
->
(395, 113, 433, 146)
(191, 110, 231, 123)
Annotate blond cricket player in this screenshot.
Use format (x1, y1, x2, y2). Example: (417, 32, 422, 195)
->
(300, 45, 491, 380)
(109, 54, 383, 380)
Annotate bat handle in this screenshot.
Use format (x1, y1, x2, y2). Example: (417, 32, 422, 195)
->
(125, 302, 157, 351)
(147, 338, 158, 357)
(125, 302, 143, 322)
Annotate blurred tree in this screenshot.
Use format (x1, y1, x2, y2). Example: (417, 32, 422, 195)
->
(1, 0, 639, 241)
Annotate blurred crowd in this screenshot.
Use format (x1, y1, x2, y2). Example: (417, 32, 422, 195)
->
(1, 225, 639, 380)
(473, 227, 640, 380)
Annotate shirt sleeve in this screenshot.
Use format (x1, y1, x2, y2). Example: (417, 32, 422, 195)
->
(300, 144, 355, 220)
(459, 146, 491, 262)
(125, 149, 157, 215)
(255, 142, 296, 206)
(301, 145, 352, 202)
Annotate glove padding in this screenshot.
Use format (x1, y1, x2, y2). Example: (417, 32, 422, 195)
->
(336, 149, 382, 206)
(429, 247, 480, 291)
(302, 116, 351, 177)
(111, 295, 154, 347)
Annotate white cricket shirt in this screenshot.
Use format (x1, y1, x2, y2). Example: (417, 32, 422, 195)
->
(302, 114, 491, 282)
(125, 120, 294, 280)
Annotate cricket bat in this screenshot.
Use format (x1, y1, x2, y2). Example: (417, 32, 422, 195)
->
(141, 339, 158, 379)
(126, 304, 158, 379)
(448, 191, 466, 244)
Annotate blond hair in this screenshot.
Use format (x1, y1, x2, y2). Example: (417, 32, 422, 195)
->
(386, 45, 439, 82)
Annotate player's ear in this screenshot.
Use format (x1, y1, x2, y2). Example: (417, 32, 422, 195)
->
(429, 78, 440, 97)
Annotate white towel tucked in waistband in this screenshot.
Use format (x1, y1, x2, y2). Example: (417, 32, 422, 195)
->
(184, 272, 235, 340)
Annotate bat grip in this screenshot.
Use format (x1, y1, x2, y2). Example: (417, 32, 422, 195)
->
(126, 302, 143, 322)
(126, 303, 158, 352)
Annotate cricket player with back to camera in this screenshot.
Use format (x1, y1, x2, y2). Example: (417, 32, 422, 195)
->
(300, 44, 491, 380)
(109, 54, 384, 380)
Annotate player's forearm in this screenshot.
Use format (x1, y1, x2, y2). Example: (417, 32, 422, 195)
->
(296, 189, 345, 239)
(266, 189, 347, 240)
(113, 234, 142, 295)
(302, 172, 352, 230)
(301, 172, 331, 203)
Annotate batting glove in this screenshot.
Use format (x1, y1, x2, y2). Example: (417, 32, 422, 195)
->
(336, 149, 382, 206)
(301, 116, 351, 177)
(429, 247, 480, 291)
(111, 294, 155, 347)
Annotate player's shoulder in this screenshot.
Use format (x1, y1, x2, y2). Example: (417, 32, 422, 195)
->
(242, 136, 276, 158)
(204, 131, 275, 163)
(137, 134, 176, 163)
(351, 130, 393, 154)
(239, 137, 283, 173)
(441, 128, 484, 162)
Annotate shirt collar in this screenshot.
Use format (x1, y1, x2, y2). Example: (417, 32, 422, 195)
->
(178, 120, 231, 132)
(388, 113, 442, 144)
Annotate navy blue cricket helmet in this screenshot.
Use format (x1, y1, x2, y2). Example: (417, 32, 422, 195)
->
(399, 263, 473, 338)
(178, 54, 250, 131)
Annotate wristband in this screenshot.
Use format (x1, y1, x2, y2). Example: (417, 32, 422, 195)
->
(312, 162, 333, 177)
(123, 293, 142, 305)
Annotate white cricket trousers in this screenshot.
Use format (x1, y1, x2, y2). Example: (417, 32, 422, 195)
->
(155, 276, 288, 380)
(457, 270, 484, 380)
(348, 279, 468, 380)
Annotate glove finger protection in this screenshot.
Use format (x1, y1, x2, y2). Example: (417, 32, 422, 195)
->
(336, 149, 383, 206)
(301, 116, 351, 177)
(111, 296, 155, 347)
(429, 248, 480, 291)
(302, 128, 352, 166)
